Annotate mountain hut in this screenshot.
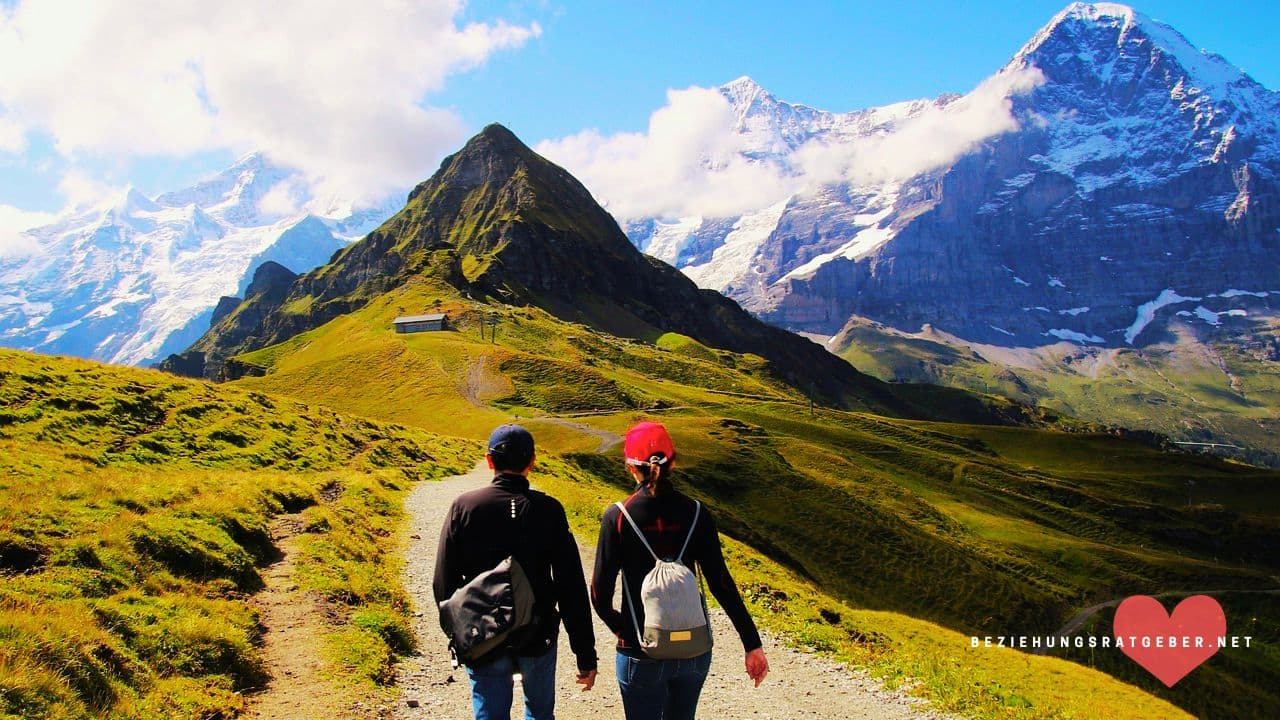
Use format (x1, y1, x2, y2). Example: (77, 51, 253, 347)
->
(393, 313, 448, 333)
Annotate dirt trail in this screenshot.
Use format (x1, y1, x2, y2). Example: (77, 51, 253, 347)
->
(532, 417, 623, 453)
(389, 462, 952, 719)
(245, 515, 351, 720)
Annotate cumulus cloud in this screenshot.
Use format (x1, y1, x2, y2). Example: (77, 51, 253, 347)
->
(0, 204, 55, 259)
(537, 87, 798, 219)
(537, 68, 1044, 221)
(792, 69, 1044, 188)
(57, 168, 126, 212)
(0, 115, 25, 153)
(0, 0, 539, 204)
(257, 177, 309, 218)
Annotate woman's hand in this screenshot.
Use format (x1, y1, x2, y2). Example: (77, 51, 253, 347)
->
(745, 647, 769, 687)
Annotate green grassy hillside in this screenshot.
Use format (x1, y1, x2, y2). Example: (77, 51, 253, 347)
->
(0, 349, 473, 719)
(835, 315, 1280, 468)
(227, 280, 1280, 719)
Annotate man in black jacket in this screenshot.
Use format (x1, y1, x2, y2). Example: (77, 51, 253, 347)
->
(433, 424, 597, 720)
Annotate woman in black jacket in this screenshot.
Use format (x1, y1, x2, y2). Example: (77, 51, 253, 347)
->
(591, 422, 769, 720)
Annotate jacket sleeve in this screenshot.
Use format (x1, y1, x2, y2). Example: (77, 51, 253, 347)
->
(590, 505, 626, 637)
(432, 499, 461, 632)
(696, 510, 763, 652)
(550, 502, 598, 673)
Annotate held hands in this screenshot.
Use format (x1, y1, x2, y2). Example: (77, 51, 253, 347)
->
(576, 669, 598, 692)
(745, 648, 769, 687)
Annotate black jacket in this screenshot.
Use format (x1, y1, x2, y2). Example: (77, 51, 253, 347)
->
(433, 472, 598, 672)
(592, 485, 762, 658)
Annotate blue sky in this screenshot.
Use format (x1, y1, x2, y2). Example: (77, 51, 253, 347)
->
(1, 0, 1276, 226)
(448, 0, 1280, 141)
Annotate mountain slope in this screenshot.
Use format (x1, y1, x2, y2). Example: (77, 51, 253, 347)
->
(0, 348, 472, 718)
(0, 154, 397, 366)
(214, 264, 1280, 720)
(155, 123, 1280, 717)
(765, 2, 1280, 344)
(616, 2, 1280, 460)
(626, 4, 1280, 346)
(163, 125, 947, 415)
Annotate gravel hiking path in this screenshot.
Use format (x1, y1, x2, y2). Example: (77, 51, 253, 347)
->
(386, 461, 954, 719)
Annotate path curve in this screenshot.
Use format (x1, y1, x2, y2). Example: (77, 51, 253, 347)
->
(388, 462, 952, 719)
(532, 417, 623, 453)
(1042, 587, 1280, 651)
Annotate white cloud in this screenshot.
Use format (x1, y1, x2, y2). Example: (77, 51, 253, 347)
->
(537, 67, 1045, 221)
(257, 177, 307, 218)
(0, 0, 539, 204)
(57, 168, 125, 212)
(0, 115, 24, 152)
(537, 87, 798, 220)
(0, 204, 55, 258)
(792, 68, 1044, 188)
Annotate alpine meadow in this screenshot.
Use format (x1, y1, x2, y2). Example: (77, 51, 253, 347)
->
(2, 3, 1279, 720)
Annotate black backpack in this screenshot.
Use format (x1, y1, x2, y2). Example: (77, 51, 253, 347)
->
(437, 496, 539, 665)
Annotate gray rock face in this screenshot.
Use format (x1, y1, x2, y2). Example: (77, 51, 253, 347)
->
(627, 4, 1280, 348)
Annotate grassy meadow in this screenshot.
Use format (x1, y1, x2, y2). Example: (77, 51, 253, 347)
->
(0, 349, 473, 718)
(226, 279, 1280, 719)
(835, 316, 1280, 468)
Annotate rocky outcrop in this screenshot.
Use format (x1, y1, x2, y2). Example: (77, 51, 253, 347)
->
(159, 261, 298, 380)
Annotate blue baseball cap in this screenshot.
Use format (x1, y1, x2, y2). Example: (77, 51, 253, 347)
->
(487, 424, 535, 470)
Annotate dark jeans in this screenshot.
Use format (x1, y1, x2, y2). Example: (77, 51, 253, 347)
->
(616, 651, 712, 720)
(466, 646, 557, 720)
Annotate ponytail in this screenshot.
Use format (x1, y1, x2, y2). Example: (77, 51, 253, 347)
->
(637, 453, 673, 494)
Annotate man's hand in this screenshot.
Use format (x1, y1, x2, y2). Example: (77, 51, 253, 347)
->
(576, 669, 598, 692)
(745, 648, 769, 687)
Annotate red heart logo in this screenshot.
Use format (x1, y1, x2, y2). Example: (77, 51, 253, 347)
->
(1113, 595, 1226, 687)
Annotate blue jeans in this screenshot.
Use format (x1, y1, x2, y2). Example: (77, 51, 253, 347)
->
(616, 651, 712, 720)
(466, 646, 557, 720)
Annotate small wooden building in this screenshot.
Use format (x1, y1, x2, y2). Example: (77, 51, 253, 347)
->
(393, 313, 448, 334)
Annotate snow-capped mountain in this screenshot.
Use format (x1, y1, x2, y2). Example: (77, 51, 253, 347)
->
(626, 2, 1280, 348)
(0, 154, 399, 365)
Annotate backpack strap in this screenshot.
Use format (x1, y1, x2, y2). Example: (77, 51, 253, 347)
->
(613, 500, 701, 563)
(615, 501, 659, 562)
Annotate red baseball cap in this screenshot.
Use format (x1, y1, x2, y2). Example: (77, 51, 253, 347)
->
(624, 422, 676, 466)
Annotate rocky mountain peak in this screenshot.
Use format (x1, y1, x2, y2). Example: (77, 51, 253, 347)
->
(1012, 2, 1263, 101)
(411, 123, 542, 196)
(721, 76, 773, 110)
(244, 261, 297, 299)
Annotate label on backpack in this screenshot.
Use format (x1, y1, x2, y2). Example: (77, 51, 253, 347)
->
(670, 631, 692, 641)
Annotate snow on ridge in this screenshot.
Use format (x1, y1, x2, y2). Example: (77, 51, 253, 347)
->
(1, 153, 396, 366)
(1211, 289, 1271, 298)
(1059, 306, 1090, 316)
(1193, 306, 1248, 325)
(642, 216, 705, 265)
(1125, 288, 1201, 344)
(683, 199, 790, 291)
(779, 206, 896, 281)
(1047, 328, 1104, 343)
